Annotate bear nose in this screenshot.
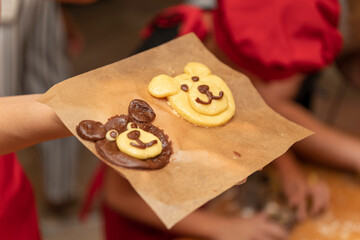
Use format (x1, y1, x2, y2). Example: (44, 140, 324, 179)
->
(198, 85, 209, 94)
(196, 84, 224, 105)
(127, 130, 140, 140)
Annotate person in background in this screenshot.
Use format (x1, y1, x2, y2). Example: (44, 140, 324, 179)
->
(200, 0, 359, 220)
(81, 0, 360, 240)
(0, 0, 95, 209)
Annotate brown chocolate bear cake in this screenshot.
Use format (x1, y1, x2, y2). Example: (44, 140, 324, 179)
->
(76, 99, 172, 170)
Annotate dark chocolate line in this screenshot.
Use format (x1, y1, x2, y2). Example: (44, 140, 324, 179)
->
(195, 84, 224, 105)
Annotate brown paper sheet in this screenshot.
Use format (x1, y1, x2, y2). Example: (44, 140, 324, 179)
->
(38, 33, 312, 229)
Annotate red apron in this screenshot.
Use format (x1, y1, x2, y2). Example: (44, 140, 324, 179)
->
(0, 153, 41, 240)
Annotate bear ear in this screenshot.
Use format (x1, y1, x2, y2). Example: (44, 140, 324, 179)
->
(184, 62, 211, 77)
(76, 120, 106, 141)
(148, 74, 179, 98)
(128, 99, 156, 123)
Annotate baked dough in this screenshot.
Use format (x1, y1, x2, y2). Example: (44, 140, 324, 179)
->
(148, 62, 235, 127)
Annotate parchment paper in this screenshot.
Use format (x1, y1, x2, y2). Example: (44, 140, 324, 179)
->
(38, 33, 313, 229)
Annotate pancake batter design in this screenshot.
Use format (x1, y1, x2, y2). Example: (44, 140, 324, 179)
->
(76, 99, 172, 170)
(148, 62, 235, 127)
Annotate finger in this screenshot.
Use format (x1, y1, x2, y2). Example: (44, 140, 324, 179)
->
(322, 183, 330, 209)
(309, 183, 330, 216)
(309, 189, 323, 216)
(287, 186, 308, 211)
(295, 199, 308, 222)
(310, 198, 323, 216)
(236, 177, 247, 185)
(262, 222, 288, 240)
(288, 192, 302, 208)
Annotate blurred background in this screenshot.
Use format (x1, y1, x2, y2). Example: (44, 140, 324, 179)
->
(2, 0, 360, 239)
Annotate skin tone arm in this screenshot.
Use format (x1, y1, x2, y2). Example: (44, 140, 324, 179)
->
(104, 168, 288, 240)
(249, 69, 360, 173)
(255, 77, 336, 221)
(0, 94, 71, 155)
(268, 94, 360, 172)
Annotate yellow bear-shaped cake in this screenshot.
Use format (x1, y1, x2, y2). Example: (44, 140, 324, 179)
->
(148, 62, 235, 127)
(115, 123, 163, 160)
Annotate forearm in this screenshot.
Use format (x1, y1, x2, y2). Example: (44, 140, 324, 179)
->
(272, 150, 307, 187)
(0, 94, 71, 155)
(273, 150, 301, 174)
(104, 168, 224, 239)
(106, 192, 223, 239)
(172, 210, 226, 239)
(269, 98, 360, 171)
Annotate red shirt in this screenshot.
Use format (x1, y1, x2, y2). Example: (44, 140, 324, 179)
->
(0, 153, 41, 240)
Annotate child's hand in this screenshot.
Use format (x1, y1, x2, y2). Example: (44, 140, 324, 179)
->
(279, 161, 309, 221)
(307, 178, 330, 217)
(276, 152, 329, 221)
(282, 173, 329, 221)
(215, 214, 288, 240)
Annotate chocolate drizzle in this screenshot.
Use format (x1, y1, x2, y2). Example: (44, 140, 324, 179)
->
(181, 84, 189, 92)
(196, 84, 224, 105)
(127, 130, 158, 149)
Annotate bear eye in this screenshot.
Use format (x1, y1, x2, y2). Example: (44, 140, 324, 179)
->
(181, 84, 189, 92)
(106, 130, 119, 141)
(127, 122, 139, 130)
(191, 76, 199, 82)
